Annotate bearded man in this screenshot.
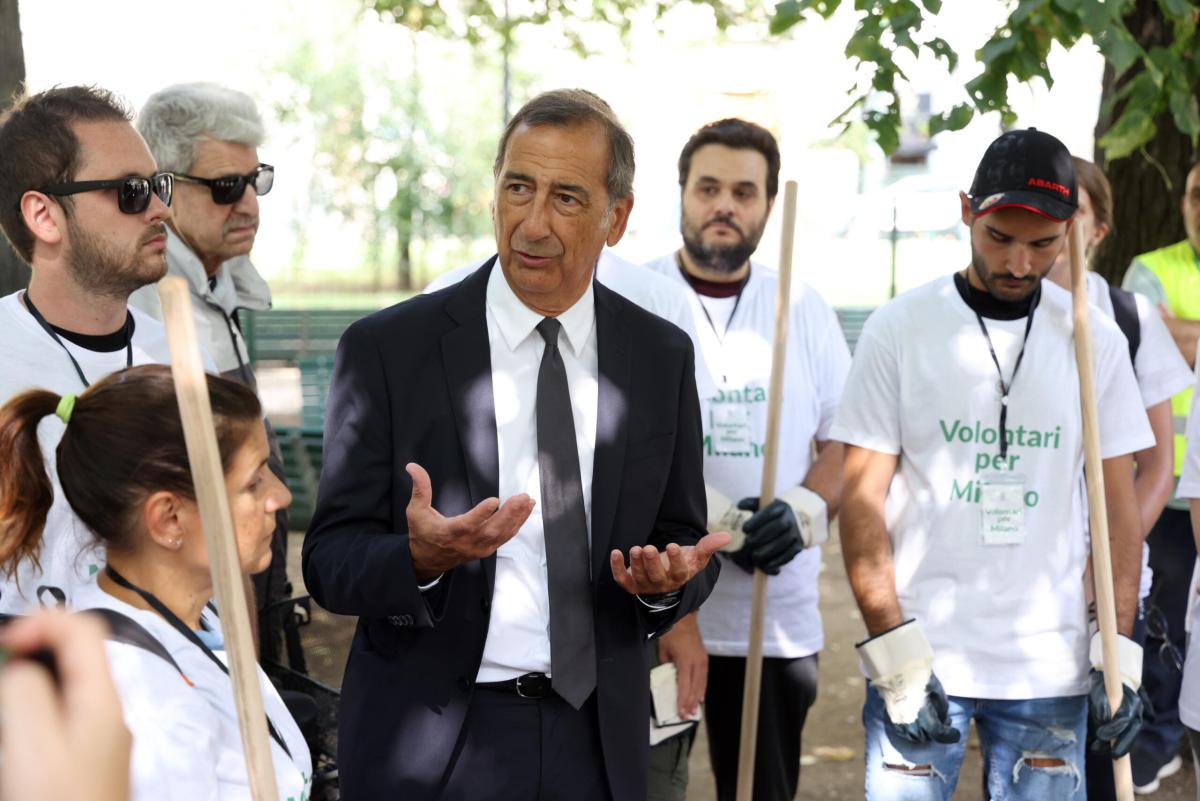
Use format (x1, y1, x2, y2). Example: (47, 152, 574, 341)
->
(643, 118, 851, 801)
(0, 86, 185, 612)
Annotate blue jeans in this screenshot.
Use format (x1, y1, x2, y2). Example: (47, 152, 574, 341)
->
(863, 685, 1087, 800)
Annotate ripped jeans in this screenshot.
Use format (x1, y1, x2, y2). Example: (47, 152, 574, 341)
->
(863, 685, 1087, 800)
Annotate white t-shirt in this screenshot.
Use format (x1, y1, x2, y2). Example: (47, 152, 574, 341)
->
(424, 251, 697, 339)
(74, 582, 311, 801)
(0, 291, 190, 614)
(1174, 364, 1200, 727)
(830, 275, 1153, 699)
(1181, 590, 1200, 730)
(1044, 272, 1193, 601)
(645, 254, 851, 658)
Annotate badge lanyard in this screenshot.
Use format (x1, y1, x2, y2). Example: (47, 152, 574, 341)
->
(105, 565, 293, 759)
(24, 292, 132, 389)
(676, 252, 745, 385)
(973, 288, 1039, 461)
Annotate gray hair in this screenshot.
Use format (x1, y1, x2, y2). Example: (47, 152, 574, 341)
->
(494, 89, 635, 202)
(136, 83, 265, 173)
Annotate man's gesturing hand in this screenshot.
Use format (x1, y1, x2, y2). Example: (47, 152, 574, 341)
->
(406, 462, 535, 582)
(608, 532, 731, 596)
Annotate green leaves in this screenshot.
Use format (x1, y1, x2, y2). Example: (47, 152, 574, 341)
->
(1169, 87, 1200, 145)
(770, 0, 841, 34)
(928, 103, 974, 136)
(1099, 107, 1158, 159)
(1159, 0, 1194, 18)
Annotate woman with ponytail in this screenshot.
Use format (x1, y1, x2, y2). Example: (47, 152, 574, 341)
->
(0, 364, 311, 801)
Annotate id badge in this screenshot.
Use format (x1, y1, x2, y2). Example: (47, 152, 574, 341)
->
(710, 404, 753, 456)
(980, 473, 1027, 546)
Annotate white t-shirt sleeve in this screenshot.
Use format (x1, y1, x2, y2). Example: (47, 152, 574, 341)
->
(1093, 319, 1156, 459)
(105, 642, 222, 801)
(829, 313, 901, 455)
(808, 295, 852, 441)
(1177, 363, 1200, 498)
(1133, 292, 1193, 408)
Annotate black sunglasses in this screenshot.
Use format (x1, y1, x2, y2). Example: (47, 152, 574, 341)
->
(38, 172, 173, 215)
(174, 164, 274, 205)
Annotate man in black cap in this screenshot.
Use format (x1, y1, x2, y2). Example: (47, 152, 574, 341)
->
(830, 129, 1154, 800)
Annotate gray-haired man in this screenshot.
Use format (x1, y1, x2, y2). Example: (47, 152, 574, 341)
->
(129, 82, 287, 656)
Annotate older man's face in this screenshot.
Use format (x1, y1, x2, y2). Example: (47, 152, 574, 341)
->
(172, 138, 261, 275)
(492, 121, 632, 315)
(1183, 164, 1200, 257)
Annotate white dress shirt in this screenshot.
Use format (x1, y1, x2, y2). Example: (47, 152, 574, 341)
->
(476, 264, 600, 683)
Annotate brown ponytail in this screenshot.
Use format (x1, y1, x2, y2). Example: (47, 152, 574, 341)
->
(0, 365, 263, 579)
(0, 389, 62, 576)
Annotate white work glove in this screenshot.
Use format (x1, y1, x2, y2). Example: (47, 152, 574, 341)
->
(706, 484, 828, 553)
(857, 620, 960, 744)
(1087, 631, 1148, 758)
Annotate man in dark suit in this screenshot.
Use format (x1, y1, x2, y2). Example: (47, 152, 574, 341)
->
(302, 89, 727, 801)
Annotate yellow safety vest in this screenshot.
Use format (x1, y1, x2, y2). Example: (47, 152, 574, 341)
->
(1134, 239, 1200, 475)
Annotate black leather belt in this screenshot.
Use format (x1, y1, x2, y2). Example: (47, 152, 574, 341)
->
(475, 672, 554, 699)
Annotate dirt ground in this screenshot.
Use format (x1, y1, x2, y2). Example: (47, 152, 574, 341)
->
(288, 532, 1196, 800)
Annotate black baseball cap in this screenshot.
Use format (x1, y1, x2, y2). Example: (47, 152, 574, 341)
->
(968, 129, 1077, 221)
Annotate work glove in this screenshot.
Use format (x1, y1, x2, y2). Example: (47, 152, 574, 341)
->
(1087, 632, 1151, 758)
(726, 498, 803, 575)
(705, 484, 828, 556)
(858, 620, 961, 745)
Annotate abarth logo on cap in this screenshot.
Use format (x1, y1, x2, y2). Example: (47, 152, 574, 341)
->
(1027, 177, 1070, 197)
(978, 193, 1003, 211)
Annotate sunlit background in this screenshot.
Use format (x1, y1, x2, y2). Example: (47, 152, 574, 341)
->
(22, 0, 1104, 307)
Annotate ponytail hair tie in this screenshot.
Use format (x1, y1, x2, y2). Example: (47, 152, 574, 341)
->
(55, 394, 76, 424)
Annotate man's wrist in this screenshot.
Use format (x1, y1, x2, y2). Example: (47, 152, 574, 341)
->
(637, 589, 682, 611)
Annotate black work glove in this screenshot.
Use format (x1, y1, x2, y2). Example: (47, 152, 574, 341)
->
(727, 497, 803, 575)
(883, 674, 961, 746)
(1087, 669, 1152, 758)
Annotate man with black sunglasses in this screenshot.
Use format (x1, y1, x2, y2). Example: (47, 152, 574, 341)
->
(0, 85, 210, 613)
(129, 82, 289, 660)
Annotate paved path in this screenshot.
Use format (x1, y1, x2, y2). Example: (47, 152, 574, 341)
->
(289, 532, 1196, 799)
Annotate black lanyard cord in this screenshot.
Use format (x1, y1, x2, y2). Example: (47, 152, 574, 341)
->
(675, 251, 746, 344)
(973, 286, 1039, 461)
(104, 565, 293, 759)
(23, 292, 132, 389)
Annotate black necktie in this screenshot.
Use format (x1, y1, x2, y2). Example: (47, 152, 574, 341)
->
(536, 317, 597, 709)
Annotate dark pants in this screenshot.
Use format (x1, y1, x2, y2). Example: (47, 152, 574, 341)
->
(705, 654, 819, 801)
(1137, 508, 1195, 771)
(648, 727, 696, 801)
(439, 689, 612, 801)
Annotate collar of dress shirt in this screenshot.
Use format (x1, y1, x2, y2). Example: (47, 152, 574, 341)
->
(486, 260, 596, 356)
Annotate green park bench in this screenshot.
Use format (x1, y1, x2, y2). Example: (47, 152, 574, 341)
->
(835, 307, 875, 354)
(271, 305, 877, 531)
(242, 308, 375, 363)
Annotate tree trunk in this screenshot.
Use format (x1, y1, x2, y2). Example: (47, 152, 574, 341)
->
(0, 0, 30, 296)
(1092, 0, 1196, 286)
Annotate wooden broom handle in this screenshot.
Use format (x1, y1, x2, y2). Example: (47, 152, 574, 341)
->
(735, 180, 798, 801)
(1069, 223, 1134, 800)
(158, 277, 280, 801)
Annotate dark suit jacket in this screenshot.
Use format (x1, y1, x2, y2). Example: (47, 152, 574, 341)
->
(302, 258, 719, 801)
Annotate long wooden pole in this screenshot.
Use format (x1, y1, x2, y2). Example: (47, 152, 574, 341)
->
(1069, 224, 1134, 800)
(158, 277, 280, 801)
(735, 181, 798, 801)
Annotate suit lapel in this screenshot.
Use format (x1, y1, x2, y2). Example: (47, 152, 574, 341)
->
(441, 257, 501, 592)
(590, 282, 631, 578)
